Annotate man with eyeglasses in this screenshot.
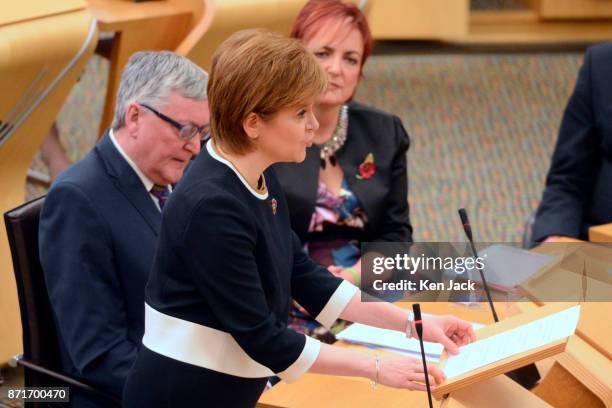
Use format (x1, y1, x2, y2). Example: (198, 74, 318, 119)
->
(39, 51, 209, 407)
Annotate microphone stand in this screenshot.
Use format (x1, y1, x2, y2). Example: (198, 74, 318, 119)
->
(458, 208, 498, 321)
(457, 208, 540, 389)
(412, 304, 433, 408)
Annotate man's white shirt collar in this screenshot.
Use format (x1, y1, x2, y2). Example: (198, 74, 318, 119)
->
(109, 129, 155, 193)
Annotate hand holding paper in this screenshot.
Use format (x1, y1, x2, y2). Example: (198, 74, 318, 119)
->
(418, 315, 478, 355)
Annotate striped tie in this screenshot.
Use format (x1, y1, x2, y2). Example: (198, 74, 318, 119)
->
(150, 184, 169, 210)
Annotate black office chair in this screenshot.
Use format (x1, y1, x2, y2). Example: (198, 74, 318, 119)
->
(4, 196, 120, 407)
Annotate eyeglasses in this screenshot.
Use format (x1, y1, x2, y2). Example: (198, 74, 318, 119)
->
(139, 102, 210, 142)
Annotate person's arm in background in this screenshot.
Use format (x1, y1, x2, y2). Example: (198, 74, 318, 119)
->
(39, 182, 138, 396)
(377, 115, 413, 242)
(330, 116, 412, 284)
(532, 47, 602, 242)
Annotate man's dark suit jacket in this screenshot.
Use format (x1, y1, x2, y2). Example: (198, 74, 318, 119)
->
(274, 102, 413, 245)
(39, 131, 160, 407)
(533, 42, 612, 242)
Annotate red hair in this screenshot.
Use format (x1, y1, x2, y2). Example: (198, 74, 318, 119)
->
(290, 0, 373, 71)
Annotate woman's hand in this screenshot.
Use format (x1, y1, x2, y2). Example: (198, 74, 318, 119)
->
(418, 315, 477, 355)
(328, 265, 357, 283)
(543, 235, 564, 242)
(377, 356, 445, 391)
(328, 265, 344, 276)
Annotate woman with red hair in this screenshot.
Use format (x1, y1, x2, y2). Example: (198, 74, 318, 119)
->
(275, 0, 413, 342)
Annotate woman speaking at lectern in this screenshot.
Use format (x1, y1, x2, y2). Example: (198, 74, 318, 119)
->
(123, 30, 475, 407)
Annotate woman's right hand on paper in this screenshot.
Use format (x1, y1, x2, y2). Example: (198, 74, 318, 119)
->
(377, 356, 445, 391)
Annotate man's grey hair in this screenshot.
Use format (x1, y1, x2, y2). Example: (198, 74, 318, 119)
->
(111, 51, 208, 129)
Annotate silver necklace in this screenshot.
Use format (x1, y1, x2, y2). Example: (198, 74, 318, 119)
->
(318, 104, 348, 169)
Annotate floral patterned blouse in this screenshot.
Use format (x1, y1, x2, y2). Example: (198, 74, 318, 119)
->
(305, 178, 367, 268)
(288, 178, 367, 343)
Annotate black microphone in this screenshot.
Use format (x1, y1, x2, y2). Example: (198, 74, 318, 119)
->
(412, 304, 433, 408)
(457, 208, 498, 322)
(458, 208, 473, 242)
(456, 208, 541, 389)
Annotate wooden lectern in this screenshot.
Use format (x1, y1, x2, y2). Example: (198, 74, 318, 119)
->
(589, 224, 612, 243)
(258, 301, 611, 407)
(0, 0, 97, 364)
(257, 303, 553, 407)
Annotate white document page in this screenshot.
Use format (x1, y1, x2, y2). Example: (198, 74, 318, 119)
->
(443, 305, 580, 379)
(337, 323, 443, 357)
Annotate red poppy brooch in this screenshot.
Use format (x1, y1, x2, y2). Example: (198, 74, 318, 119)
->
(356, 153, 376, 180)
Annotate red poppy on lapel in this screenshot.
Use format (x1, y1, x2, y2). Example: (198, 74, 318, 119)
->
(270, 198, 278, 215)
(356, 153, 376, 180)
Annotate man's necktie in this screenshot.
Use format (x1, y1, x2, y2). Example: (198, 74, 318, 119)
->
(150, 184, 170, 210)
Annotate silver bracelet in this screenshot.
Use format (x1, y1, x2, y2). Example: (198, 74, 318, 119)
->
(405, 311, 415, 338)
(370, 355, 380, 389)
